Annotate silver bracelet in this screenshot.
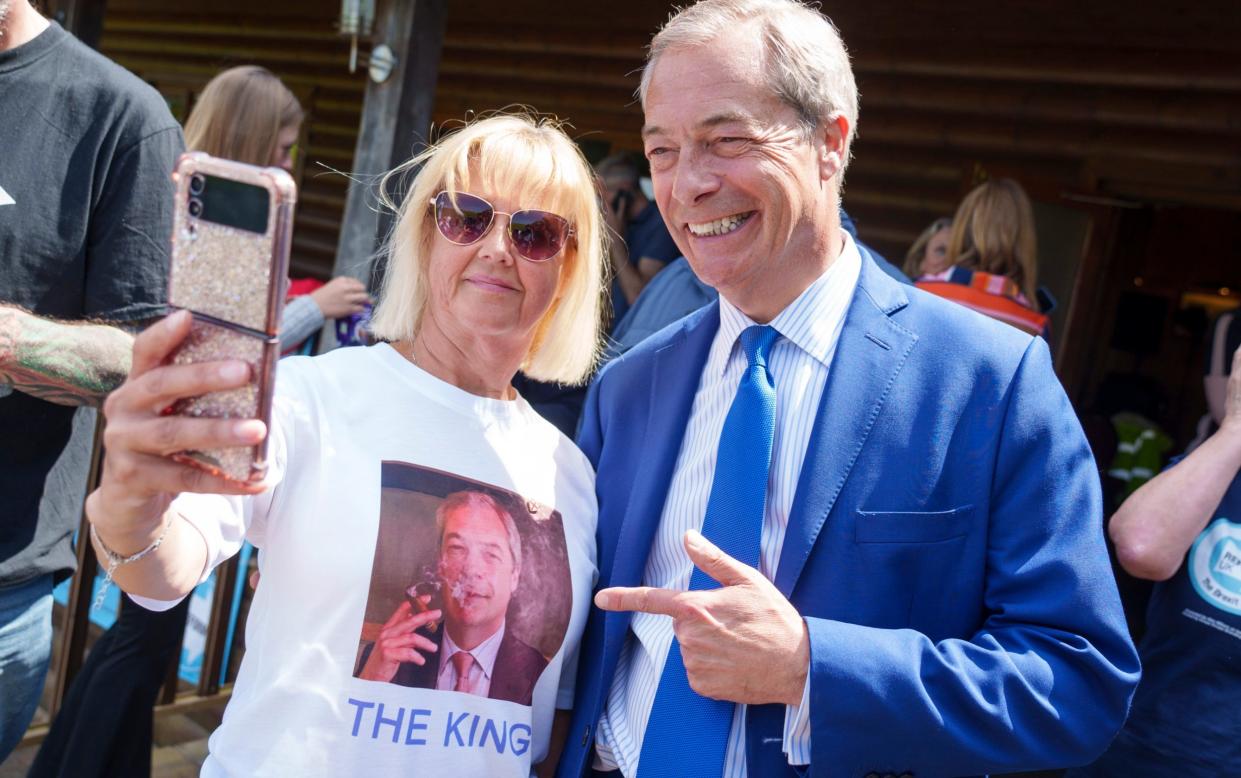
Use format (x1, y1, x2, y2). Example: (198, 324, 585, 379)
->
(89, 514, 175, 610)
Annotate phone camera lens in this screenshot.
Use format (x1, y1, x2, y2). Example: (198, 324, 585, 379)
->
(188, 174, 206, 195)
(188, 198, 204, 218)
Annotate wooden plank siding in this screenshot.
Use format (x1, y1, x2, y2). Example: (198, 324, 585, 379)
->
(96, 1, 1240, 276)
(428, 0, 1241, 265)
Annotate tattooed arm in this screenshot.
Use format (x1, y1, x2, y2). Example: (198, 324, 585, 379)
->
(0, 304, 135, 407)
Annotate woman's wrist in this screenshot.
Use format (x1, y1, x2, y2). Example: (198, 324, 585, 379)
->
(85, 492, 170, 557)
(92, 519, 167, 558)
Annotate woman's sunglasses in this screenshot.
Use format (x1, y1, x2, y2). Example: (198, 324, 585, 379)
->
(429, 191, 575, 263)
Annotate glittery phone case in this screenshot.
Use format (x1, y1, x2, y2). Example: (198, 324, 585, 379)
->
(167, 152, 296, 484)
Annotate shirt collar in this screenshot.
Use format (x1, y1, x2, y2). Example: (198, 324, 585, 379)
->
(439, 619, 507, 681)
(711, 231, 862, 376)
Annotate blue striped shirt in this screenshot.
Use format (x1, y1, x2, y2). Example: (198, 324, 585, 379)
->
(594, 234, 863, 776)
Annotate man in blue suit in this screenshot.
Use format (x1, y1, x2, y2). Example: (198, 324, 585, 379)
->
(555, 2, 1139, 777)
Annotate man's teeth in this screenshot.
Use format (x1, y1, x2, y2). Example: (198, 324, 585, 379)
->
(688, 212, 751, 237)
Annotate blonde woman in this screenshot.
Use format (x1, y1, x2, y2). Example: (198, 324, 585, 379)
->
(916, 179, 1049, 337)
(83, 113, 606, 776)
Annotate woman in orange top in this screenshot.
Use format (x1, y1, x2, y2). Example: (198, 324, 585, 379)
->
(916, 178, 1050, 338)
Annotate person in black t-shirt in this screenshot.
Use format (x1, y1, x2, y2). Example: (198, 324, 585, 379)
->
(1069, 315, 1241, 778)
(0, 0, 182, 759)
(30, 64, 322, 778)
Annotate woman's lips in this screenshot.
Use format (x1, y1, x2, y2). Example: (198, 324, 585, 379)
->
(466, 275, 518, 293)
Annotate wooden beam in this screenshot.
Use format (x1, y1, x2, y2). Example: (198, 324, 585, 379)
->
(49, 413, 106, 717)
(854, 47, 1241, 93)
(857, 75, 1241, 137)
(329, 0, 447, 343)
(442, 24, 650, 60)
(859, 111, 1241, 170)
(387, 0, 448, 172)
(103, 15, 343, 42)
(196, 557, 239, 696)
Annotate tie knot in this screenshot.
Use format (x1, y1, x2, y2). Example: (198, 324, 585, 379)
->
(451, 651, 475, 674)
(739, 325, 779, 369)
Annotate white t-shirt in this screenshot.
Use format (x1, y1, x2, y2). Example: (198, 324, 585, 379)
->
(147, 343, 598, 777)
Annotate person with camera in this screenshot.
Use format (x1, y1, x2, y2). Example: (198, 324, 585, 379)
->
(596, 152, 682, 328)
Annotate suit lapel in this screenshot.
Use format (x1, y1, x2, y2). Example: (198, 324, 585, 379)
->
(603, 304, 721, 647)
(774, 254, 918, 596)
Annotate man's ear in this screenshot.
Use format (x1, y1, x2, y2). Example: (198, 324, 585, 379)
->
(818, 114, 849, 183)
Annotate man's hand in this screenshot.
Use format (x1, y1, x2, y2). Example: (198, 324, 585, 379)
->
(358, 601, 442, 683)
(594, 529, 810, 706)
(603, 193, 626, 239)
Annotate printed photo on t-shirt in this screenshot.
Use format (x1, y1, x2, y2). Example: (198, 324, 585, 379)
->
(353, 461, 572, 707)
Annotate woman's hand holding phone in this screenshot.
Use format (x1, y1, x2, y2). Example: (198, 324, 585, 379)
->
(85, 310, 269, 555)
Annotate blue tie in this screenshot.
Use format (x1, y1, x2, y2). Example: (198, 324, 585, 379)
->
(637, 325, 781, 778)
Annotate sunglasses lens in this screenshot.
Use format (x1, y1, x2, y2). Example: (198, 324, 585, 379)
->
(510, 210, 569, 262)
(434, 192, 492, 244)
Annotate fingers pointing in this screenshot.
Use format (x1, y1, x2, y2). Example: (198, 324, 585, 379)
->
(684, 529, 756, 587)
(594, 585, 680, 616)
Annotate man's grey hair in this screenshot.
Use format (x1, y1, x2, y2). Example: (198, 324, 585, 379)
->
(435, 490, 523, 571)
(639, 0, 859, 171)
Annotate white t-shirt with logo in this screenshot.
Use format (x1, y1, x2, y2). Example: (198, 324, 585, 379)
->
(144, 343, 598, 777)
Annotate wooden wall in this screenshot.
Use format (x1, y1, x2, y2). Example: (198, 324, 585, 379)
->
(97, 0, 1241, 273)
(839, 1, 1241, 260)
(432, 0, 1241, 264)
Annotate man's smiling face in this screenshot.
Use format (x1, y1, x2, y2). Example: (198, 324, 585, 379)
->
(641, 24, 845, 321)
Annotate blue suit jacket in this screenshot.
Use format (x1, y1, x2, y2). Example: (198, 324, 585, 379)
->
(557, 251, 1140, 778)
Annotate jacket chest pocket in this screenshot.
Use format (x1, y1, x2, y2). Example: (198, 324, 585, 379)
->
(854, 505, 975, 544)
(845, 505, 980, 634)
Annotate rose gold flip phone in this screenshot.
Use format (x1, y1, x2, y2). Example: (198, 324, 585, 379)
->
(166, 152, 296, 483)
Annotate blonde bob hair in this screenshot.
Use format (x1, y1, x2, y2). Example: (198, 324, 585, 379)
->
(948, 179, 1039, 303)
(368, 113, 607, 385)
(184, 66, 303, 166)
